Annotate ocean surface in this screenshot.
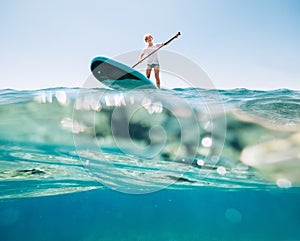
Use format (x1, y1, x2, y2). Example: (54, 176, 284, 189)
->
(0, 87, 300, 241)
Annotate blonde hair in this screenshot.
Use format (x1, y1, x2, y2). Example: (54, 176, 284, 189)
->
(144, 34, 153, 42)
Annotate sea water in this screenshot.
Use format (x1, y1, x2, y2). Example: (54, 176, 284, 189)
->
(0, 87, 300, 241)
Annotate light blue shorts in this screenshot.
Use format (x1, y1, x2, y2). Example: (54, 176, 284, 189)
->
(147, 63, 160, 68)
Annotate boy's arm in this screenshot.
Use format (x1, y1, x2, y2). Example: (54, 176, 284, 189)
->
(139, 52, 145, 62)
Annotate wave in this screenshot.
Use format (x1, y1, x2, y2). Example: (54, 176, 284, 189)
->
(0, 87, 299, 198)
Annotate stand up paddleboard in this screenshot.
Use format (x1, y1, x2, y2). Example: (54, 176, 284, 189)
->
(90, 56, 157, 90)
(91, 33, 180, 90)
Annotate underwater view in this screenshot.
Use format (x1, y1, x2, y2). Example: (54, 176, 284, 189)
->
(1, 87, 300, 241)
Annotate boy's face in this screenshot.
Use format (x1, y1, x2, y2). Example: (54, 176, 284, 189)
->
(146, 36, 153, 43)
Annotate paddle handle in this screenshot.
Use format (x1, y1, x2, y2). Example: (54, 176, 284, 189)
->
(132, 32, 181, 68)
(164, 32, 181, 46)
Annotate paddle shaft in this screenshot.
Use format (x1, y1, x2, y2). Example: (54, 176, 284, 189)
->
(132, 32, 181, 68)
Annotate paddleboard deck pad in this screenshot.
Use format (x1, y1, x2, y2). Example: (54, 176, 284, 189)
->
(90, 56, 157, 89)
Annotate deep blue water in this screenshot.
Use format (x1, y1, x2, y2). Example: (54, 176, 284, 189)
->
(1, 189, 300, 241)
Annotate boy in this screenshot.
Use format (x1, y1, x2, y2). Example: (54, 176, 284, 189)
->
(139, 34, 163, 88)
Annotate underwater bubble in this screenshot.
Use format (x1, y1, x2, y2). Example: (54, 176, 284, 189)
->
(217, 166, 227, 175)
(276, 178, 292, 188)
(225, 208, 242, 223)
(196, 159, 205, 166)
(201, 136, 212, 147)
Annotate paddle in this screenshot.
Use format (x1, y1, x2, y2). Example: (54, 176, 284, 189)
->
(132, 32, 181, 68)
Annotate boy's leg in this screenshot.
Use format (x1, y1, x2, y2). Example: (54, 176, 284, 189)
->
(146, 66, 152, 78)
(154, 65, 160, 88)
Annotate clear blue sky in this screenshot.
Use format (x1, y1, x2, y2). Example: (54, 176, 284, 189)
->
(0, 0, 299, 90)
